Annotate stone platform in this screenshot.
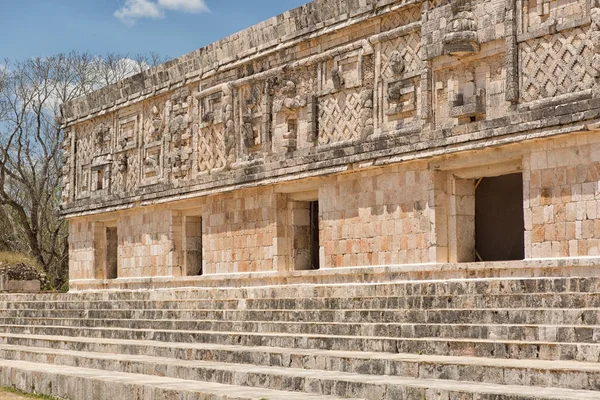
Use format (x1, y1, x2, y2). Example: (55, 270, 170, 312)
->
(2, 269, 600, 399)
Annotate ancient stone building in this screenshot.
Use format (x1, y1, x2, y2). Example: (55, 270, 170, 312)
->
(5, 1, 600, 398)
(61, 0, 600, 290)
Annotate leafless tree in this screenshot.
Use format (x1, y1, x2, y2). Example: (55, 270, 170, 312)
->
(0, 52, 160, 289)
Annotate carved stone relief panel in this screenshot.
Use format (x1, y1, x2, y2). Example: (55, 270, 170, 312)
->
(433, 53, 506, 130)
(443, 0, 479, 55)
(90, 162, 111, 195)
(238, 82, 268, 159)
(61, 129, 73, 204)
(116, 114, 139, 151)
(76, 115, 113, 199)
(520, 27, 594, 102)
(590, 4, 600, 84)
(517, 0, 588, 39)
(141, 99, 167, 186)
(318, 88, 368, 145)
(93, 122, 112, 156)
(320, 50, 365, 95)
(111, 112, 141, 194)
(197, 92, 227, 173)
(379, 32, 424, 133)
(112, 147, 141, 195)
(270, 67, 316, 154)
(166, 88, 193, 181)
(317, 47, 375, 145)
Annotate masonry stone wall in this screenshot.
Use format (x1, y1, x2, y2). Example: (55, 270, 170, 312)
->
(526, 132, 600, 258)
(320, 161, 433, 267)
(61, 0, 600, 285)
(201, 188, 279, 274)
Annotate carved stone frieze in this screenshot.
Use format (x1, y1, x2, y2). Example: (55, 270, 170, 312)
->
(116, 115, 139, 151)
(591, 6, 600, 80)
(318, 88, 364, 145)
(520, 27, 594, 102)
(448, 88, 486, 119)
(117, 154, 128, 173)
(198, 91, 227, 173)
(93, 123, 111, 154)
(223, 85, 236, 168)
(387, 80, 418, 115)
(360, 89, 374, 140)
(379, 31, 423, 132)
(239, 83, 268, 159)
(59, 0, 600, 218)
(517, 0, 588, 39)
(443, 0, 479, 56)
(141, 100, 166, 186)
(147, 106, 165, 143)
(380, 32, 423, 79)
(331, 68, 345, 91)
(166, 89, 193, 180)
(273, 80, 308, 153)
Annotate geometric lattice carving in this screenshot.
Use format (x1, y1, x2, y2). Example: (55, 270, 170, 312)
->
(318, 88, 362, 145)
(381, 33, 423, 80)
(198, 127, 226, 173)
(380, 6, 421, 31)
(520, 27, 593, 102)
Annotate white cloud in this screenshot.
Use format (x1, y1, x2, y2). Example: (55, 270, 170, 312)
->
(114, 0, 164, 25)
(158, 0, 209, 12)
(115, 0, 208, 25)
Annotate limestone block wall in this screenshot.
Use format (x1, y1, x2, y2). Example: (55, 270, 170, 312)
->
(117, 208, 174, 278)
(68, 221, 95, 281)
(320, 162, 433, 267)
(526, 132, 600, 258)
(201, 188, 279, 274)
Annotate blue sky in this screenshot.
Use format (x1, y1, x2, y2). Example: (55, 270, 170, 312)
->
(0, 0, 308, 62)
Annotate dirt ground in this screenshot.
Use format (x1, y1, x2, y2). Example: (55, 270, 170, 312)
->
(0, 390, 43, 400)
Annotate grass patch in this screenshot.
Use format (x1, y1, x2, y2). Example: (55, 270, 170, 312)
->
(1, 387, 60, 399)
(0, 252, 40, 269)
(0, 251, 39, 267)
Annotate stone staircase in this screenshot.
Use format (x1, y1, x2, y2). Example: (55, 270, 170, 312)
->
(1, 276, 600, 399)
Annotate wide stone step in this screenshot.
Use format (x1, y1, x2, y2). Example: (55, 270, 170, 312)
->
(2, 307, 598, 326)
(4, 276, 599, 302)
(0, 359, 360, 400)
(1, 335, 600, 391)
(2, 317, 598, 343)
(1, 346, 600, 399)
(3, 291, 600, 310)
(1, 324, 598, 361)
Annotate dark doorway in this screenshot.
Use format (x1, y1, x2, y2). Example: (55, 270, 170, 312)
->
(106, 227, 118, 279)
(184, 216, 203, 276)
(475, 173, 524, 261)
(309, 201, 320, 270)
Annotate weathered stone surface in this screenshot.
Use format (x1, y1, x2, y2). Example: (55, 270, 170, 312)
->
(2, 276, 600, 398)
(44, 1, 600, 396)
(58, 0, 600, 282)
